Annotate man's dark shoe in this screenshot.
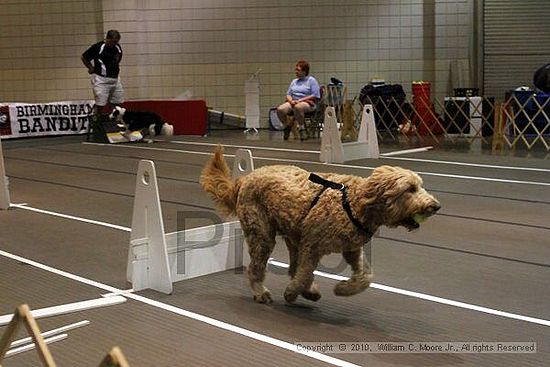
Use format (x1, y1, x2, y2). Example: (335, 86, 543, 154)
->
(283, 125, 291, 140)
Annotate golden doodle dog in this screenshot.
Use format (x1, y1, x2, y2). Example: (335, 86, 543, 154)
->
(200, 146, 440, 304)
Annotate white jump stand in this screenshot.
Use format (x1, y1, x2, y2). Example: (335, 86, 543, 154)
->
(0, 136, 10, 209)
(232, 149, 254, 177)
(244, 70, 261, 134)
(127, 160, 173, 294)
(126, 150, 255, 294)
(320, 104, 379, 164)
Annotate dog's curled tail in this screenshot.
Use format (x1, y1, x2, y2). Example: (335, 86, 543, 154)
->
(200, 145, 238, 216)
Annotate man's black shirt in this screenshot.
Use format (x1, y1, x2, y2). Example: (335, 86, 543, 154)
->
(82, 41, 123, 78)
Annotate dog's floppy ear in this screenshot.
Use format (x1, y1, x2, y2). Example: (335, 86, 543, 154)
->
(108, 108, 119, 120)
(109, 106, 126, 121)
(370, 165, 419, 199)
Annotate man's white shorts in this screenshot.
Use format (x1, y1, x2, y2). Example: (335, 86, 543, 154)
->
(91, 74, 124, 106)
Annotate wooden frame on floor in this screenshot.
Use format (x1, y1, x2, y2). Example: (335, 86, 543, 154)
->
(0, 304, 57, 366)
(0, 304, 130, 367)
(97, 346, 130, 367)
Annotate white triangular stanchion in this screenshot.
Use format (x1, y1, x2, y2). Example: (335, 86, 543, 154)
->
(232, 149, 254, 179)
(319, 104, 379, 163)
(358, 104, 380, 158)
(0, 136, 10, 210)
(126, 152, 256, 293)
(127, 160, 173, 294)
(320, 107, 344, 163)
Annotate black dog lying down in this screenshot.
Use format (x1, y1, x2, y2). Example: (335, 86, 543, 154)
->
(109, 106, 174, 140)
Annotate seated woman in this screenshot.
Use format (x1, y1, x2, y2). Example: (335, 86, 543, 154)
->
(277, 59, 321, 140)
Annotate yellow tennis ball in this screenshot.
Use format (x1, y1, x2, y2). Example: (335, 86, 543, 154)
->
(413, 213, 426, 224)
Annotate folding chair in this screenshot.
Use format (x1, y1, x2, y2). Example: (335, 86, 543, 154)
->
(303, 85, 327, 139)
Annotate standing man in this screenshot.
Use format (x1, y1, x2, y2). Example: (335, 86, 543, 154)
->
(81, 30, 124, 118)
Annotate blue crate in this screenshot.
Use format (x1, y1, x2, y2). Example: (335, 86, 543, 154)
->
(508, 90, 550, 135)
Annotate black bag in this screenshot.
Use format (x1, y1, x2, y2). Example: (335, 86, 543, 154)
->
(359, 84, 408, 130)
(359, 84, 406, 104)
(533, 63, 550, 93)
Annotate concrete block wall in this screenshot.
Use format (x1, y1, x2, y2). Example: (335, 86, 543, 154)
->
(0, 0, 473, 128)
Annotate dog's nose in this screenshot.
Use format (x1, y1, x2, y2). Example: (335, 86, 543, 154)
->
(431, 202, 441, 213)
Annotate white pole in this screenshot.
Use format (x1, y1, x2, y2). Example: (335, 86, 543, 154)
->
(5, 334, 68, 358)
(9, 320, 90, 349)
(0, 135, 10, 209)
(0, 296, 125, 326)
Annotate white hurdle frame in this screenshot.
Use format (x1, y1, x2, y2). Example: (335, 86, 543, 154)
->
(127, 160, 173, 294)
(126, 150, 253, 294)
(0, 136, 10, 209)
(126, 148, 375, 295)
(320, 104, 379, 163)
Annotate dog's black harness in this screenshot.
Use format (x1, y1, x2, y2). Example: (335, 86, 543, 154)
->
(308, 173, 373, 237)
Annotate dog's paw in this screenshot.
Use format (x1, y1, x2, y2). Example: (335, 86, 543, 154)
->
(284, 282, 304, 303)
(334, 275, 372, 297)
(253, 290, 272, 304)
(301, 283, 322, 302)
(284, 289, 299, 303)
(334, 280, 364, 296)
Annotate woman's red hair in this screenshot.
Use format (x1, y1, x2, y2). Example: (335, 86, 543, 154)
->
(296, 59, 310, 76)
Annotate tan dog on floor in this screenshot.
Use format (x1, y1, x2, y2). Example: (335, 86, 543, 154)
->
(200, 146, 440, 304)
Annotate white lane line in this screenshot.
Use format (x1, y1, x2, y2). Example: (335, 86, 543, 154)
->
(82, 142, 550, 187)
(3, 202, 550, 329)
(0, 249, 358, 367)
(155, 140, 548, 172)
(258, 158, 550, 186)
(10, 203, 131, 232)
(83, 142, 214, 156)
(163, 139, 320, 154)
(268, 260, 550, 327)
(407, 171, 550, 186)
(126, 293, 359, 366)
(382, 156, 550, 172)
(380, 147, 433, 156)
(0, 249, 122, 293)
